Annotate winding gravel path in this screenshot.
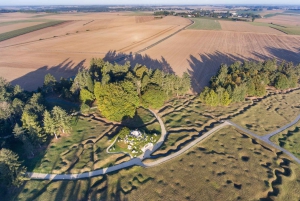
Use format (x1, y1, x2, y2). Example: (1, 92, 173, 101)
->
(28, 111, 300, 180)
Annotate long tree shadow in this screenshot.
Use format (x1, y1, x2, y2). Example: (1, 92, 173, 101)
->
(103, 50, 174, 74)
(10, 58, 86, 91)
(187, 51, 250, 93)
(253, 47, 300, 64)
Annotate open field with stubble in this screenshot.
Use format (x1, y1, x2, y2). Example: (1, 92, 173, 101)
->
(8, 126, 300, 201)
(140, 29, 300, 92)
(0, 13, 190, 90)
(1, 12, 300, 93)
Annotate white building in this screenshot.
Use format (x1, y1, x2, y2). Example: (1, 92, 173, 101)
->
(141, 143, 154, 153)
(130, 130, 142, 138)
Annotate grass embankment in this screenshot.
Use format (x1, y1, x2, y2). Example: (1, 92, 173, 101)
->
(11, 126, 300, 201)
(0, 20, 66, 42)
(24, 116, 119, 173)
(22, 107, 159, 174)
(188, 18, 221, 30)
(232, 89, 300, 136)
(151, 95, 251, 157)
(249, 21, 300, 35)
(271, 121, 300, 159)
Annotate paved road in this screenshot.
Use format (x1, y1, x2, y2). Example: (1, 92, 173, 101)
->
(28, 112, 300, 180)
(227, 115, 300, 164)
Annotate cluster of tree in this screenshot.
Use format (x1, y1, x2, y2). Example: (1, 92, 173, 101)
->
(200, 59, 300, 106)
(0, 148, 28, 190)
(0, 76, 72, 189)
(154, 11, 174, 16)
(75, 58, 191, 121)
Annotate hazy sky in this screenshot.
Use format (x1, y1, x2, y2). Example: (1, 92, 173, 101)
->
(1, 0, 299, 6)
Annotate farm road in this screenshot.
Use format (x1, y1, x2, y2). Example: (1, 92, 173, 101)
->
(28, 111, 300, 180)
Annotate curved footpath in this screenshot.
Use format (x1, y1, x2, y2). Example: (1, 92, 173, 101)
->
(28, 112, 300, 180)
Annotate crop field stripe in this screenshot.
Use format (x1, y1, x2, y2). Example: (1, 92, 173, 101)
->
(117, 25, 177, 52)
(0, 20, 67, 42)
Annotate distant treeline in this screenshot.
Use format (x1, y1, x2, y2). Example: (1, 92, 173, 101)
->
(0, 6, 156, 13)
(200, 60, 300, 106)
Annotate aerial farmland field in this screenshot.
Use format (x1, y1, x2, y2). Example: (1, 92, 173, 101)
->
(1, 5, 300, 201)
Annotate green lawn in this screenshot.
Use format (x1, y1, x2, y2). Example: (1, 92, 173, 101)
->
(0, 20, 66, 42)
(10, 126, 300, 201)
(188, 18, 221, 30)
(270, 121, 300, 159)
(24, 116, 114, 173)
(152, 95, 251, 156)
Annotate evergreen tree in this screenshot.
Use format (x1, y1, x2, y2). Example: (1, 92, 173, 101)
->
(0, 148, 28, 187)
(275, 73, 289, 90)
(43, 73, 57, 93)
(220, 91, 232, 106)
(205, 89, 218, 107)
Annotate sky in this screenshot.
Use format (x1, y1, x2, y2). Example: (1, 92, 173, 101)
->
(1, 0, 299, 6)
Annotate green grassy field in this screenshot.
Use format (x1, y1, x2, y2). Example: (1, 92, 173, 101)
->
(22, 116, 118, 173)
(0, 19, 51, 27)
(152, 95, 251, 156)
(270, 121, 300, 159)
(188, 18, 221, 30)
(0, 20, 66, 42)
(17, 107, 159, 174)
(249, 21, 300, 35)
(232, 89, 300, 136)
(8, 126, 300, 201)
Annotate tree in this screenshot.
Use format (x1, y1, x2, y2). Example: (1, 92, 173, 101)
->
(43, 110, 57, 138)
(70, 70, 94, 95)
(94, 81, 139, 122)
(0, 148, 28, 187)
(79, 88, 95, 105)
(44, 107, 72, 139)
(24, 93, 45, 117)
(204, 89, 218, 107)
(275, 73, 289, 90)
(13, 124, 34, 157)
(141, 85, 167, 109)
(21, 111, 45, 145)
(220, 91, 232, 106)
(43, 73, 57, 93)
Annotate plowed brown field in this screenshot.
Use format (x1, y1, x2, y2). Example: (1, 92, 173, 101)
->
(141, 29, 300, 92)
(1, 12, 300, 93)
(0, 14, 190, 90)
(257, 15, 300, 26)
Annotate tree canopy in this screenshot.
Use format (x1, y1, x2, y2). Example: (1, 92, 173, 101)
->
(200, 60, 300, 106)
